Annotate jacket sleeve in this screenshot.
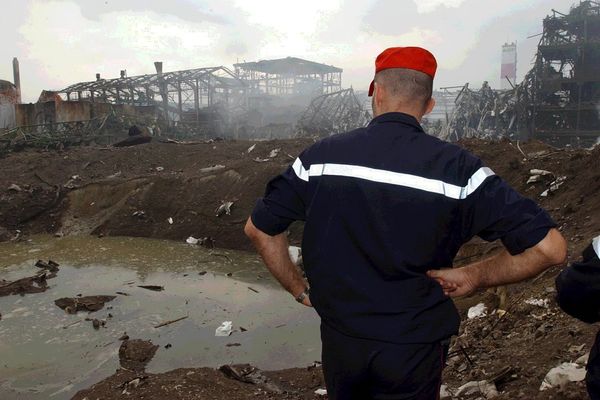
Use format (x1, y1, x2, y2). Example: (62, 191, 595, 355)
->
(556, 237, 600, 323)
(250, 157, 308, 236)
(460, 172, 556, 255)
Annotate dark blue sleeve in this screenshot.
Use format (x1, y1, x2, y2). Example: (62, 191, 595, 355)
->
(555, 239, 600, 323)
(461, 174, 556, 255)
(251, 163, 307, 236)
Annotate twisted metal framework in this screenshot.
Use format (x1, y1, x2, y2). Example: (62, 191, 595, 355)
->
(528, 0, 600, 147)
(0, 114, 111, 152)
(438, 1, 600, 148)
(234, 57, 342, 96)
(58, 66, 247, 126)
(297, 88, 371, 136)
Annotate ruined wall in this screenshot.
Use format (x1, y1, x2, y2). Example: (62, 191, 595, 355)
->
(15, 102, 56, 126)
(14, 101, 159, 127)
(55, 101, 93, 122)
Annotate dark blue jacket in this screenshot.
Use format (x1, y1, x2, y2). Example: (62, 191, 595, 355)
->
(252, 112, 556, 344)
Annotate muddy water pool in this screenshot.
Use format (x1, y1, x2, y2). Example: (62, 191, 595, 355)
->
(0, 235, 320, 399)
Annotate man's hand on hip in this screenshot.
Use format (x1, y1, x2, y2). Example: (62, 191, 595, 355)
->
(427, 228, 567, 298)
(427, 267, 478, 297)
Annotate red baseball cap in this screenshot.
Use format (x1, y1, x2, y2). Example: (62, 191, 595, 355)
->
(368, 47, 437, 96)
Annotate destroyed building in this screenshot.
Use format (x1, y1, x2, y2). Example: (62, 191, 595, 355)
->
(233, 57, 346, 137)
(1, 55, 369, 148)
(296, 88, 371, 136)
(526, 0, 600, 147)
(58, 63, 247, 137)
(439, 1, 600, 148)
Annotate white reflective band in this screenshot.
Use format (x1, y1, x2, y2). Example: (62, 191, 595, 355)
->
(292, 158, 310, 182)
(292, 158, 495, 200)
(593, 236, 600, 258)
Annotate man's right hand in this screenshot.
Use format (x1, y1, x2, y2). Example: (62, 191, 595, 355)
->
(427, 267, 479, 297)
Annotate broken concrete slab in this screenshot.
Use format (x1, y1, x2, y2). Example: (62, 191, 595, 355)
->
(119, 339, 159, 372)
(54, 295, 116, 314)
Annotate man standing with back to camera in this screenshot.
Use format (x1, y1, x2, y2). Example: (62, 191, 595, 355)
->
(244, 47, 567, 399)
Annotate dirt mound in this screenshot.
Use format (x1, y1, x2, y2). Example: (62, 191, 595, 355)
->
(0, 139, 312, 250)
(72, 364, 325, 400)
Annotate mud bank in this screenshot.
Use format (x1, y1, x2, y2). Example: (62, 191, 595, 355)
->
(0, 139, 312, 251)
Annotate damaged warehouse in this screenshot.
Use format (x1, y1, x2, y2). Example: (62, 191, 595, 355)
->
(59, 63, 247, 137)
(1, 56, 371, 149)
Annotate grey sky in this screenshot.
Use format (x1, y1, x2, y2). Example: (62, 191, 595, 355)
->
(0, 0, 578, 102)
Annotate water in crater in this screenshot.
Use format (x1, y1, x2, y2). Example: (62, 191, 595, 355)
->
(0, 235, 320, 400)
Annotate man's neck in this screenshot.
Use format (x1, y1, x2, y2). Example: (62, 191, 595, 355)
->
(374, 105, 424, 121)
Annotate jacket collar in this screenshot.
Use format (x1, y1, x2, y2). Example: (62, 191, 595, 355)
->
(368, 112, 424, 132)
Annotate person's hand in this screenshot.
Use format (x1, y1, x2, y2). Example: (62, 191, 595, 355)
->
(302, 296, 313, 307)
(427, 267, 479, 297)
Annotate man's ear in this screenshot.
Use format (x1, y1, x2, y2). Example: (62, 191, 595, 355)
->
(374, 81, 384, 107)
(424, 97, 436, 116)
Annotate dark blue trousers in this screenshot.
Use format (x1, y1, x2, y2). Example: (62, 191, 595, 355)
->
(321, 322, 448, 400)
(587, 331, 600, 400)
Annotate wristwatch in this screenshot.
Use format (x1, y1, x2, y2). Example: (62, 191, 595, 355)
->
(295, 287, 310, 303)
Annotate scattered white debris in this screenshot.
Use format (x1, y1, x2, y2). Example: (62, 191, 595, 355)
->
(467, 303, 488, 319)
(455, 380, 498, 398)
(528, 169, 553, 184)
(247, 144, 256, 154)
(525, 298, 549, 308)
(527, 175, 543, 184)
(215, 321, 233, 337)
(199, 164, 226, 173)
(288, 246, 302, 266)
(540, 362, 586, 390)
(215, 201, 234, 217)
(167, 217, 173, 225)
(530, 169, 553, 176)
(132, 210, 146, 218)
(186, 236, 199, 245)
(569, 344, 586, 354)
(107, 171, 122, 179)
(541, 176, 567, 197)
(268, 148, 280, 158)
(314, 388, 327, 396)
(8, 183, 22, 192)
(439, 384, 452, 399)
(155, 166, 164, 172)
(576, 352, 590, 366)
(253, 157, 270, 163)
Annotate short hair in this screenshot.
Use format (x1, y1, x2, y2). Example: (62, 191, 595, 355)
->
(375, 68, 433, 106)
